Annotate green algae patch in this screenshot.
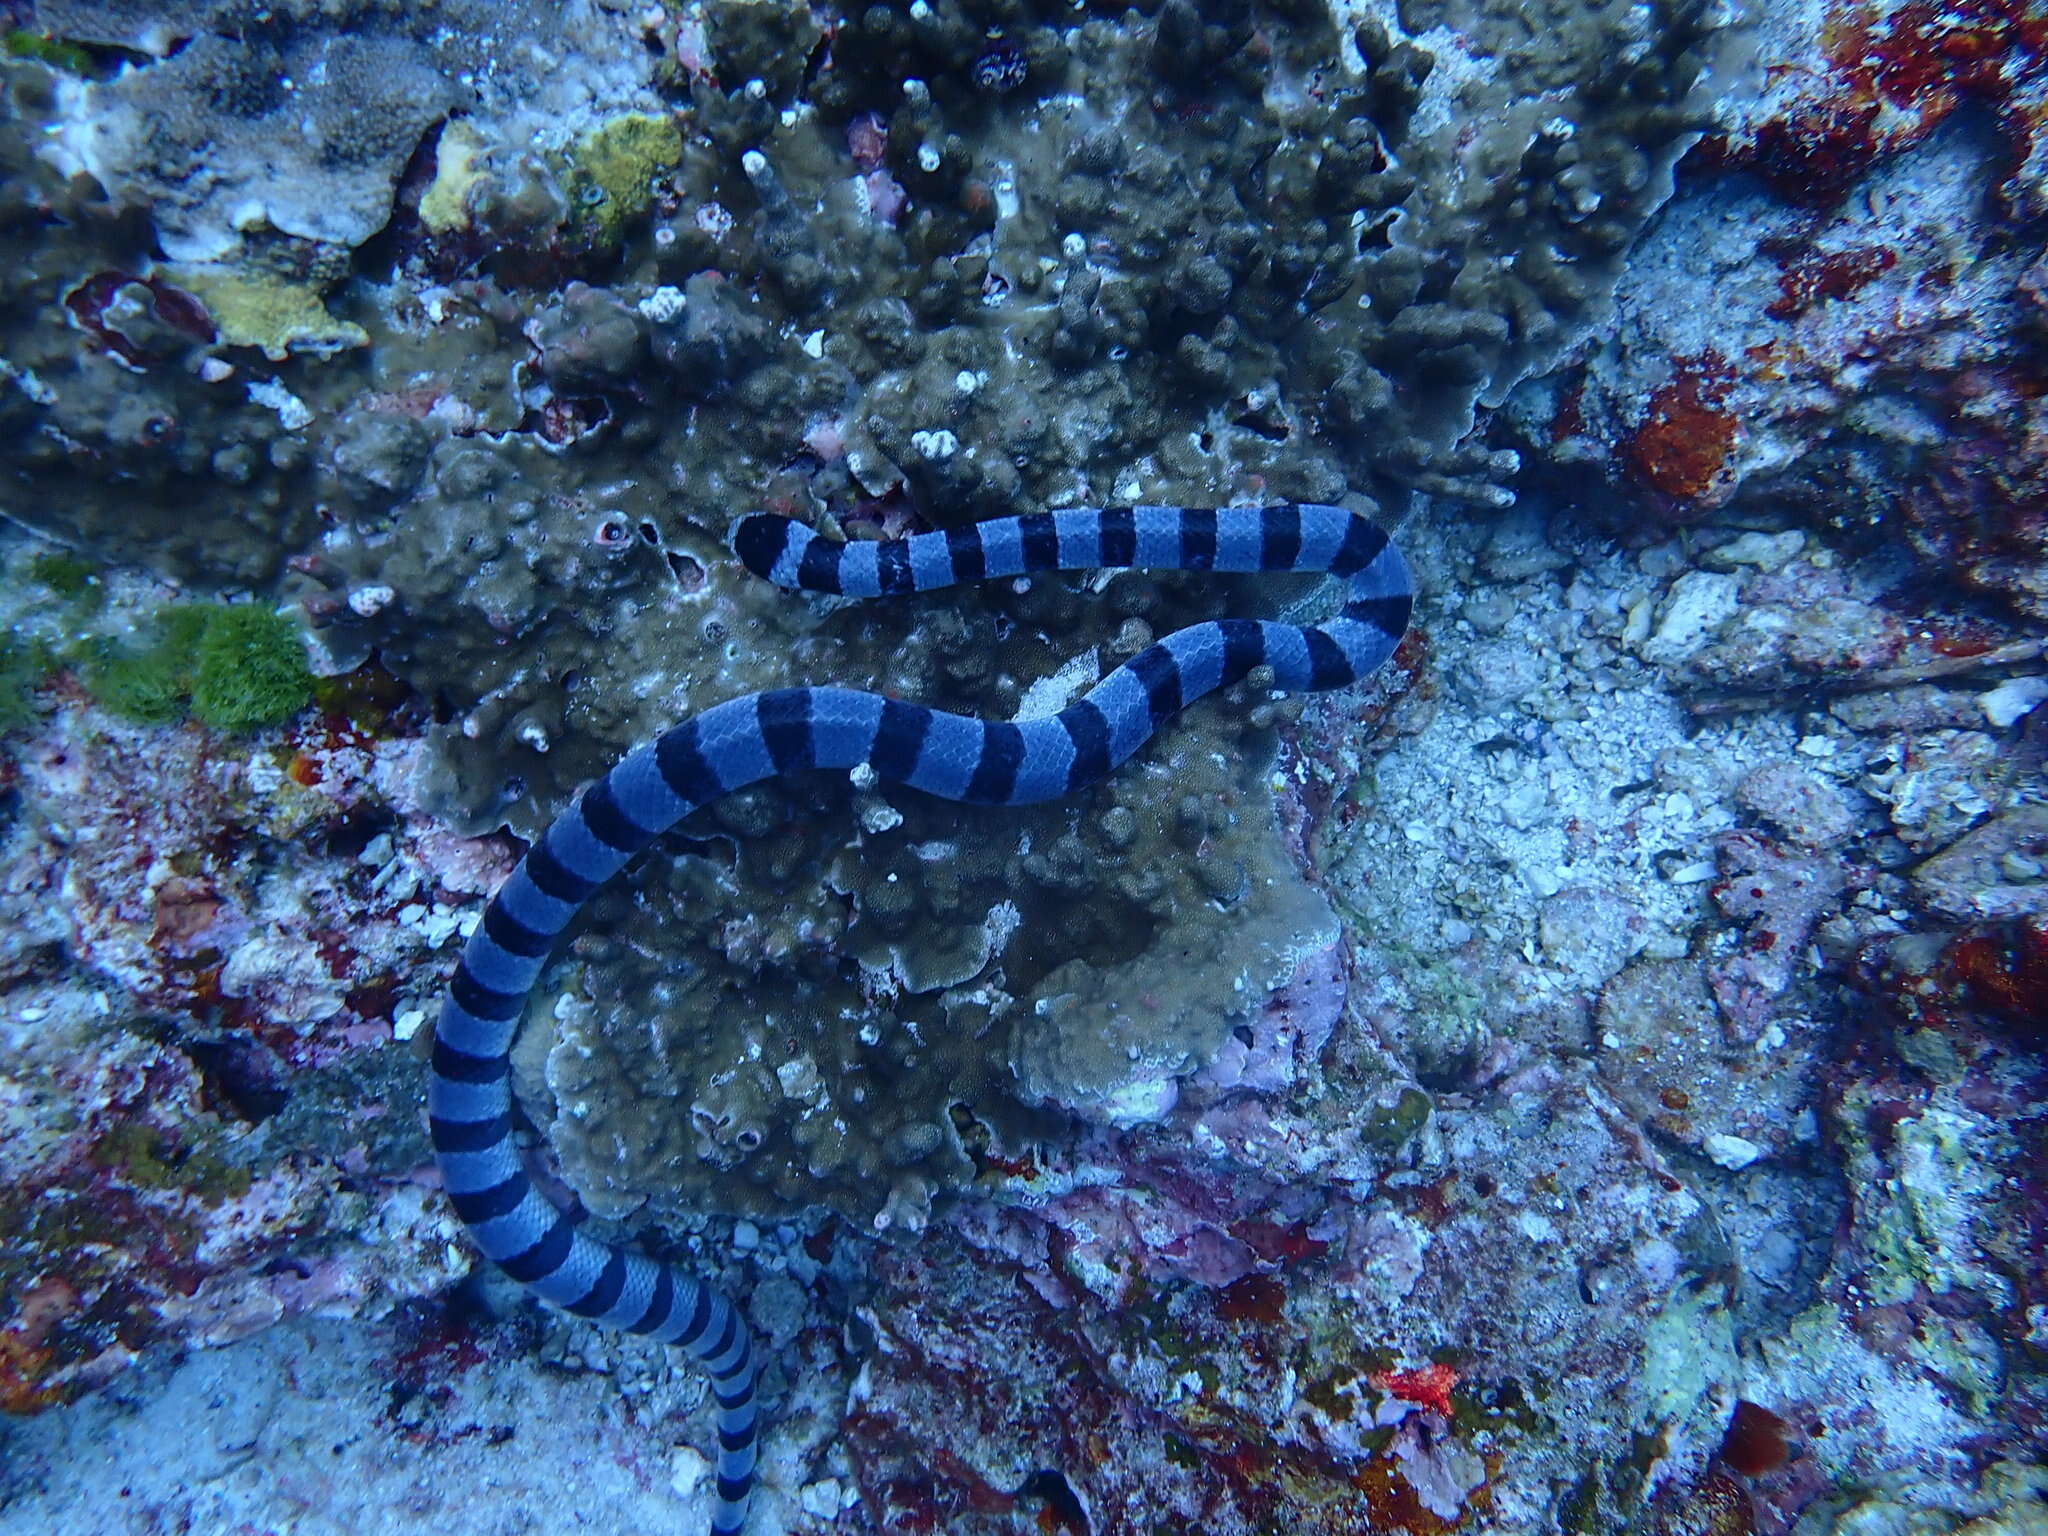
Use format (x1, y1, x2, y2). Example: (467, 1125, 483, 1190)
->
(3, 30, 95, 73)
(86, 602, 312, 731)
(1878, 1105, 2007, 1302)
(89, 639, 188, 724)
(191, 605, 315, 729)
(0, 634, 56, 731)
(28, 551, 96, 600)
(564, 112, 682, 249)
(1637, 1275, 1739, 1438)
(1360, 1085, 1434, 1149)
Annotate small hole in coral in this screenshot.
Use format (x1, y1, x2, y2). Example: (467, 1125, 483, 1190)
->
(1719, 1400, 1791, 1477)
(1014, 1469, 1089, 1534)
(181, 1034, 288, 1123)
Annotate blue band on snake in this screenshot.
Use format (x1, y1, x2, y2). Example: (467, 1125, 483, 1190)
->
(428, 502, 1412, 1534)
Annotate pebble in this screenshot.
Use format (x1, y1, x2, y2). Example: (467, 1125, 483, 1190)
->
(1500, 779, 1550, 830)
(1462, 589, 1517, 634)
(669, 1446, 711, 1498)
(858, 795, 904, 834)
(1735, 761, 1855, 850)
(1704, 1133, 1763, 1170)
(1482, 512, 1571, 580)
(801, 1479, 843, 1518)
(1702, 529, 1804, 572)
(1980, 675, 2048, 729)
(1537, 887, 1646, 988)
(636, 285, 686, 324)
(1457, 640, 1546, 707)
(1639, 571, 1740, 666)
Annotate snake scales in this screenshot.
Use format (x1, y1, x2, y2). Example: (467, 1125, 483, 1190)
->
(429, 502, 1412, 1532)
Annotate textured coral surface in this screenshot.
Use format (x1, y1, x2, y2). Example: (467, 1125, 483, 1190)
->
(1, 1, 2045, 1533)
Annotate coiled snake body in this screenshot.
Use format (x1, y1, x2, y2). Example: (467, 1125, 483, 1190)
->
(429, 503, 1412, 1533)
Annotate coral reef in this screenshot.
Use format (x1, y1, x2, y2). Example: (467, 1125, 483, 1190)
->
(0, 0, 1759, 1246)
(539, 699, 1348, 1228)
(5, 0, 1754, 815)
(1504, 4, 2048, 624)
(0, 546, 520, 1410)
(0, 0, 2044, 1533)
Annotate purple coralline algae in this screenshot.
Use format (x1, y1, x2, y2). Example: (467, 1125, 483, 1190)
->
(0, 0, 2044, 1532)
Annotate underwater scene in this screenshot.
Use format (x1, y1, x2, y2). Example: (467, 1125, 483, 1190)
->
(0, 1, 2044, 1532)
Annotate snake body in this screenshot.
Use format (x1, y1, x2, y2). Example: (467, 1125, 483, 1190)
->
(428, 503, 1412, 1534)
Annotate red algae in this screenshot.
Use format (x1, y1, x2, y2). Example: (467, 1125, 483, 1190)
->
(1718, 1400, 1793, 1477)
(1720, 0, 2048, 209)
(1764, 246, 1899, 319)
(1369, 1361, 1459, 1418)
(1625, 353, 1741, 506)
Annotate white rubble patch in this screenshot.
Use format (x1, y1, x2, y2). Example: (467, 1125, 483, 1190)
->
(637, 284, 686, 324)
(1702, 529, 1804, 572)
(1639, 570, 1741, 666)
(668, 1445, 711, 1498)
(246, 378, 314, 430)
(1015, 648, 1102, 720)
(1704, 1133, 1764, 1170)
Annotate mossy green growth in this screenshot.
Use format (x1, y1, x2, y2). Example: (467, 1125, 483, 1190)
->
(190, 604, 314, 729)
(564, 112, 682, 249)
(84, 606, 205, 724)
(0, 634, 55, 731)
(88, 638, 187, 723)
(29, 550, 97, 599)
(1360, 1085, 1434, 1148)
(3, 30, 96, 73)
(86, 603, 311, 730)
